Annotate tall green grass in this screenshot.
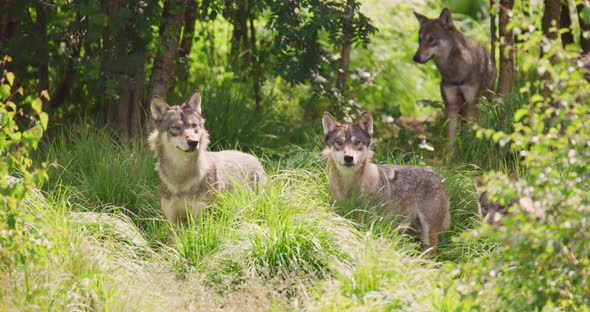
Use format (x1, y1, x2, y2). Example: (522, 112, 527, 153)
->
(450, 91, 526, 169)
(36, 125, 165, 242)
(17, 134, 482, 310)
(0, 188, 178, 311)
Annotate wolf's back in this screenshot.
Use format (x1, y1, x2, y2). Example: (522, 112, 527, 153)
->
(377, 165, 450, 229)
(207, 150, 266, 190)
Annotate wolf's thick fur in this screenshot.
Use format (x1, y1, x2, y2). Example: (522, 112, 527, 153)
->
(413, 8, 496, 152)
(149, 90, 266, 227)
(322, 112, 450, 250)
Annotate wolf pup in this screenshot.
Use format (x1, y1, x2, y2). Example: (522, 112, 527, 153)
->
(413, 8, 496, 152)
(473, 172, 518, 225)
(322, 111, 450, 251)
(149, 90, 266, 229)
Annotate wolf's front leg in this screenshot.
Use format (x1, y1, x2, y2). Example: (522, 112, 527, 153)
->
(459, 83, 482, 121)
(442, 84, 462, 155)
(160, 197, 183, 244)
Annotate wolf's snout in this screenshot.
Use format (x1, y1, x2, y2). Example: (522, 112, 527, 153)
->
(344, 155, 354, 164)
(413, 52, 424, 63)
(187, 139, 199, 149)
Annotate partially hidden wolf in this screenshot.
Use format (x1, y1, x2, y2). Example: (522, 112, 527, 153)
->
(149, 90, 266, 228)
(413, 8, 496, 151)
(473, 172, 519, 225)
(322, 112, 450, 251)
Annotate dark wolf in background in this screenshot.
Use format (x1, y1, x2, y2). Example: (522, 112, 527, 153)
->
(473, 171, 519, 225)
(413, 8, 496, 153)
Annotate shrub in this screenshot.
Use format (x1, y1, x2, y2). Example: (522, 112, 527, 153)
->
(452, 3, 590, 309)
(0, 55, 49, 292)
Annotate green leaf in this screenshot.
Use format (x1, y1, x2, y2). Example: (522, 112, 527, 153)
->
(492, 131, 504, 143)
(476, 129, 483, 139)
(514, 109, 528, 122)
(0, 85, 10, 99)
(31, 98, 42, 113)
(531, 94, 544, 103)
(39, 112, 48, 129)
(6, 72, 14, 86)
(7, 213, 16, 229)
(581, 7, 590, 25)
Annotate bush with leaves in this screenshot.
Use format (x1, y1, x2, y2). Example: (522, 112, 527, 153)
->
(449, 4, 590, 310)
(0, 55, 50, 276)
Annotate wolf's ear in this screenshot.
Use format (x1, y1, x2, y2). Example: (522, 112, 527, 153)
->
(414, 11, 428, 25)
(150, 96, 169, 122)
(439, 8, 453, 28)
(508, 170, 520, 181)
(473, 174, 485, 191)
(322, 112, 338, 136)
(356, 111, 373, 136)
(185, 90, 202, 115)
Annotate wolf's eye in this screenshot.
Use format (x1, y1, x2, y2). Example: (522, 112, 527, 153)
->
(428, 37, 436, 45)
(189, 123, 197, 128)
(335, 140, 344, 146)
(171, 125, 182, 131)
(353, 140, 361, 146)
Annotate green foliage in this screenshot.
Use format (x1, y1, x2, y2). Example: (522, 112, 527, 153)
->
(37, 124, 163, 240)
(0, 55, 49, 294)
(265, 0, 376, 85)
(452, 2, 590, 309)
(445, 91, 524, 168)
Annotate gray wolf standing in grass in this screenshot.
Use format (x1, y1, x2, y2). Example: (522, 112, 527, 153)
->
(322, 111, 450, 251)
(413, 8, 496, 153)
(149, 90, 266, 231)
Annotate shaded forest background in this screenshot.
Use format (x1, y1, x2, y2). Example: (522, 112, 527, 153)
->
(3, 0, 589, 144)
(1, 0, 382, 138)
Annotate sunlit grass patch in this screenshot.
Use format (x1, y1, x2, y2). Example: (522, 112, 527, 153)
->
(309, 237, 445, 312)
(0, 187, 188, 311)
(172, 168, 361, 282)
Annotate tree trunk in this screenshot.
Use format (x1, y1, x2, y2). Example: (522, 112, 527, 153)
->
(227, 0, 249, 69)
(249, 17, 261, 111)
(48, 34, 81, 112)
(542, 0, 562, 101)
(99, 0, 123, 125)
(497, 0, 515, 97)
(147, 0, 186, 129)
(130, 49, 146, 138)
(175, 0, 198, 81)
(0, 0, 18, 50)
(116, 2, 148, 138)
(48, 14, 83, 112)
(560, 1, 574, 47)
(336, 0, 355, 94)
(578, 1, 590, 54)
(35, 2, 50, 112)
(123, 24, 147, 138)
(542, 0, 561, 42)
(490, 0, 497, 64)
(117, 83, 131, 136)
